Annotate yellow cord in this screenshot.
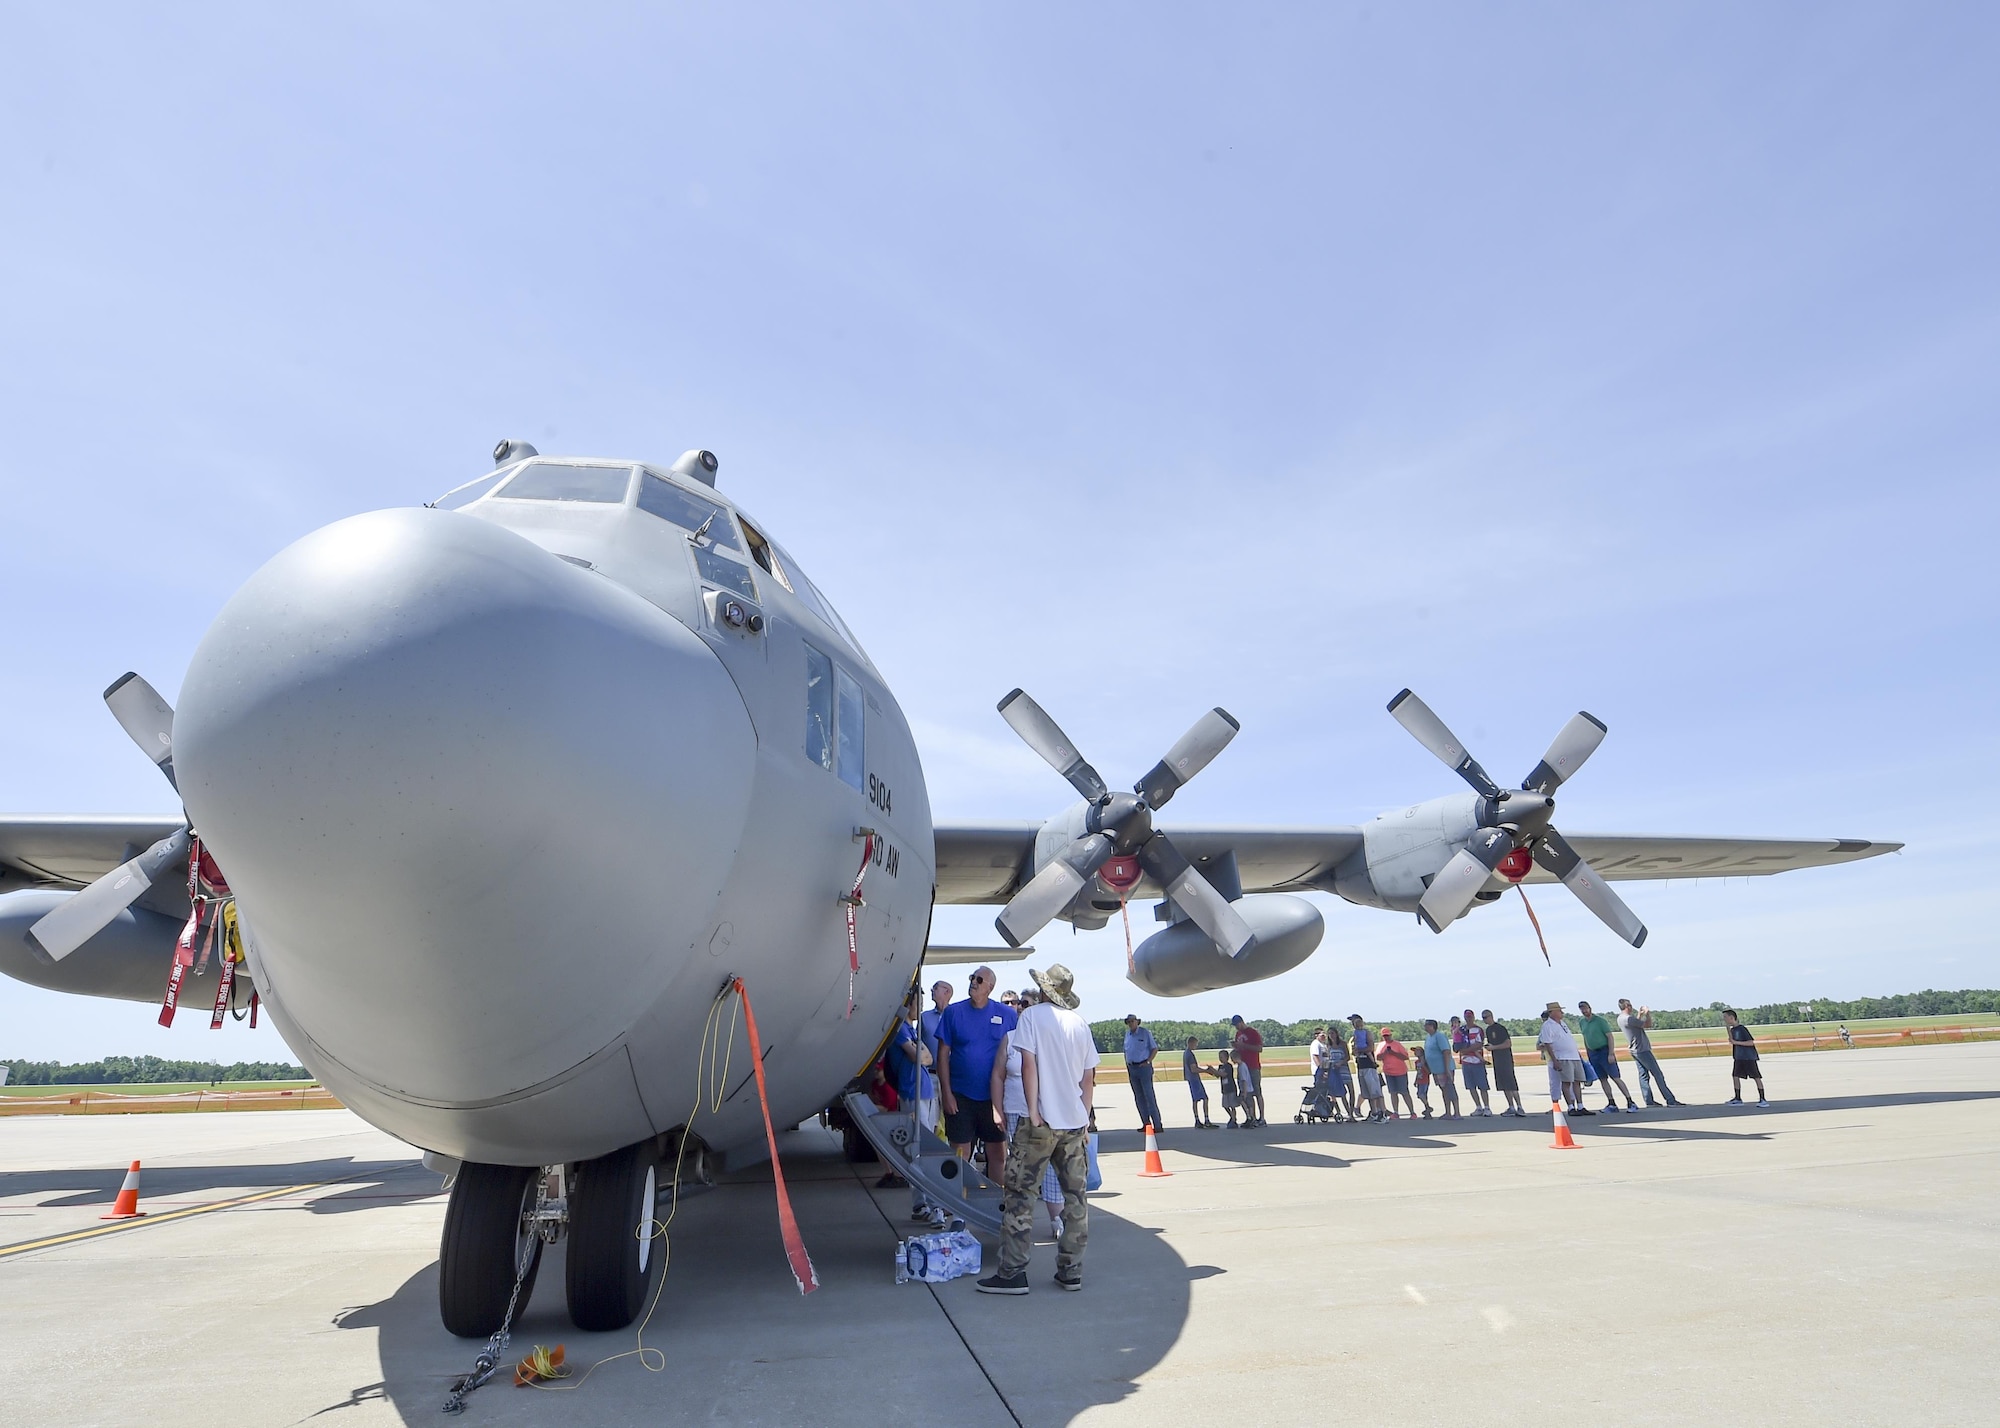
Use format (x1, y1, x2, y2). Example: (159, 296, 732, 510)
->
(523, 985, 741, 1393)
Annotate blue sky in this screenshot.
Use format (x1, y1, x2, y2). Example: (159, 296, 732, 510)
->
(2, 6, 1994, 1062)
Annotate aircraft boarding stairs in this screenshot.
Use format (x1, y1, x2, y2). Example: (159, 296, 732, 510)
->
(839, 1092, 1004, 1235)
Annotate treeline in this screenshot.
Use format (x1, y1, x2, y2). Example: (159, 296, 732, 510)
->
(0, 1056, 307, 1085)
(1090, 989, 2000, 1053)
(1639, 989, 2000, 1029)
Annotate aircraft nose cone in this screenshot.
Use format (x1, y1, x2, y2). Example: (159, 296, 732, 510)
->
(174, 508, 757, 1105)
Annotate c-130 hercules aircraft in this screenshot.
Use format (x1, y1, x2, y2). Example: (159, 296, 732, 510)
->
(0, 443, 1896, 1336)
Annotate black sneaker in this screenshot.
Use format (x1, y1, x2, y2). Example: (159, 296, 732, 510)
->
(1571, 1106, 1595, 1115)
(976, 1270, 1029, 1295)
(1727, 1096, 1743, 1105)
(1054, 1269, 1082, 1292)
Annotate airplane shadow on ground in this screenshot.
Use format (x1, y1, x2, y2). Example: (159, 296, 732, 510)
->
(322, 1130, 1193, 1428)
(1130, 1088, 2000, 1169)
(7, 1158, 438, 1214)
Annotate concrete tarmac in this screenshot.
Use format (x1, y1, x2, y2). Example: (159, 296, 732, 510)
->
(2, 1042, 1995, 1426)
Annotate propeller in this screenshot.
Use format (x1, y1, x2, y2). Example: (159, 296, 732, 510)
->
(1389, 689, 1646, 949)
(27, 674, 193, 963)
(994, 690, 1255, 958)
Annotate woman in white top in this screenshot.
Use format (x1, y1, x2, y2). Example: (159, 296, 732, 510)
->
(994, 994, 1065, 1235)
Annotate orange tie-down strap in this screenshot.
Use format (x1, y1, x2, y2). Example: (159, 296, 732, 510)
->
(732, 977, 819, 1295)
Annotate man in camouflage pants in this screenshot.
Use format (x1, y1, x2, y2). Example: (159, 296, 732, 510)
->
(997, 1124, 1089, 1280)
(979, 963, 1100, 1295)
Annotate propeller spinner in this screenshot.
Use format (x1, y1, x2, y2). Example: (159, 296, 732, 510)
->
(994, 690, 1256, 958)
(1387, 689, 1647, 948)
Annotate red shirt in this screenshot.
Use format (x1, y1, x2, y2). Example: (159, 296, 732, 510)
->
(1232, 1025, 1264, 1069)
(1378, 1038, 1410, 1076)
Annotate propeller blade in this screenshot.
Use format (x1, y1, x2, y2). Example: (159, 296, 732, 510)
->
(995, 833, 1115, 947)
(1532, 827, 1648, 948)
(1135, 707, 1240, 809)
(1386, 689, 1500, 798)
(997, 689, 1108, 803)
(1522, 711, 1607, 795)
(26, 825, 190, 962)
(1137, 832, 1256, 958)
(1417, 827, 1512, 933)
(104, 672, 178, 790)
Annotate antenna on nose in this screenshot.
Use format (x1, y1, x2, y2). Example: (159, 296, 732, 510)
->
(671, 449, 720, 488)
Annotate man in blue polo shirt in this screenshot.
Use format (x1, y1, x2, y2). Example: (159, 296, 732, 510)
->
(937, 965, 1018, 1188)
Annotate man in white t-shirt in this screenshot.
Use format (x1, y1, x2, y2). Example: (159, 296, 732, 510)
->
(978, 963, 1099, 1296)
(1536, 1002, 1589, 1114)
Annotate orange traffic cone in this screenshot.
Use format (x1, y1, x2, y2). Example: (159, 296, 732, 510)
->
(101, 1160, 147, 1219)
(1549, 1101, 1579, 1151)
(1137, 1124, 1172, 1178)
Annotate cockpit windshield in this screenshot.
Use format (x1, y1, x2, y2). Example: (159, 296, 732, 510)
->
(637, 472, 741, 552)
(496, 462, 634, 504)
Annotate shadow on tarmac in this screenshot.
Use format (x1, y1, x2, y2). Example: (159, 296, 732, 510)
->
(9, 1158, 439, 1213)
(321, 1130, 1191, 1427)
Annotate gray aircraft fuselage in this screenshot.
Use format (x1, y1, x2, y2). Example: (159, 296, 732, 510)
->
(172, 454, 934, 1169)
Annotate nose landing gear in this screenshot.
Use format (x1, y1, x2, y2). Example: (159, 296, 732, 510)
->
(438, 1163, 545, 1338)
(565, 1140, 666, 1332)
(437, 1141, 668, 1338)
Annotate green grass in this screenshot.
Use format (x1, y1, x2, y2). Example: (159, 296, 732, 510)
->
(0, 1079, 320, 1097)
(1643, 1012, 2000, 1044)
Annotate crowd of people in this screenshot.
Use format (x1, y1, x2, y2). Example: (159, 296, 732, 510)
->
(1110, 995, 1773, 1130)
(868, 970, 1778, 1297)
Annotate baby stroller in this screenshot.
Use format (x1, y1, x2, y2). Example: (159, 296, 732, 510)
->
(1295, 1068, 1343, 1123)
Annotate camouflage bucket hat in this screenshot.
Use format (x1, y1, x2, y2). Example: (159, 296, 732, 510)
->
(1029, 963, 1081, 1011)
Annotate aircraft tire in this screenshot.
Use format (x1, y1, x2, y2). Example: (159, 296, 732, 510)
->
(565, 1139, 664, 1332)
(438, 1162, 543, 1338)
(841, 1121, 879, 1163)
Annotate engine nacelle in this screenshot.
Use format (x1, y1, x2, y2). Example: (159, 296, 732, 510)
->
(1331, 793, 1484, 913)
(1127, 893, 1323, 997)
(0, 890, 236, 1005)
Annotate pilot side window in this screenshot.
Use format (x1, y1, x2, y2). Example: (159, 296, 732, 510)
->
(804, 643, 866, 791)
(637, 472, 741, 551)
(738, 517, 795, 594)
(805, 646, 835, 773)
(835, 666, 866, 792)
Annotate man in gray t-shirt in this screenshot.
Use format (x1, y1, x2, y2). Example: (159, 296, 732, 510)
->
(1617, 998, 1681, 1107)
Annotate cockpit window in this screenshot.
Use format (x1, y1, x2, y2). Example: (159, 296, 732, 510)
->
(694, 544, 758, 601)
(776, 541, 862, 652)
(637, 472, 741, 551)
(496, 462, 634, 503)
(429, 464, 522, 510)
(737, 517, 795, 593)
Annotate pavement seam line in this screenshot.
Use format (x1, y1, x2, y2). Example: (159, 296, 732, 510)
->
(844, 1158, 1025, 1428)
(0, 1168, 377, 1260)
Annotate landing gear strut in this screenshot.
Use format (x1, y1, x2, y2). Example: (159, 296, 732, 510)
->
(438, 1163, 543, 1338)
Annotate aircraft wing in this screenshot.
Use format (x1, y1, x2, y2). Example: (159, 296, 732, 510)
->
(0, 814, 187, 894)
(1528, 833, 1901, 882)
(933, 822, 1365, 904)
(933, 822, 1897, 904)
